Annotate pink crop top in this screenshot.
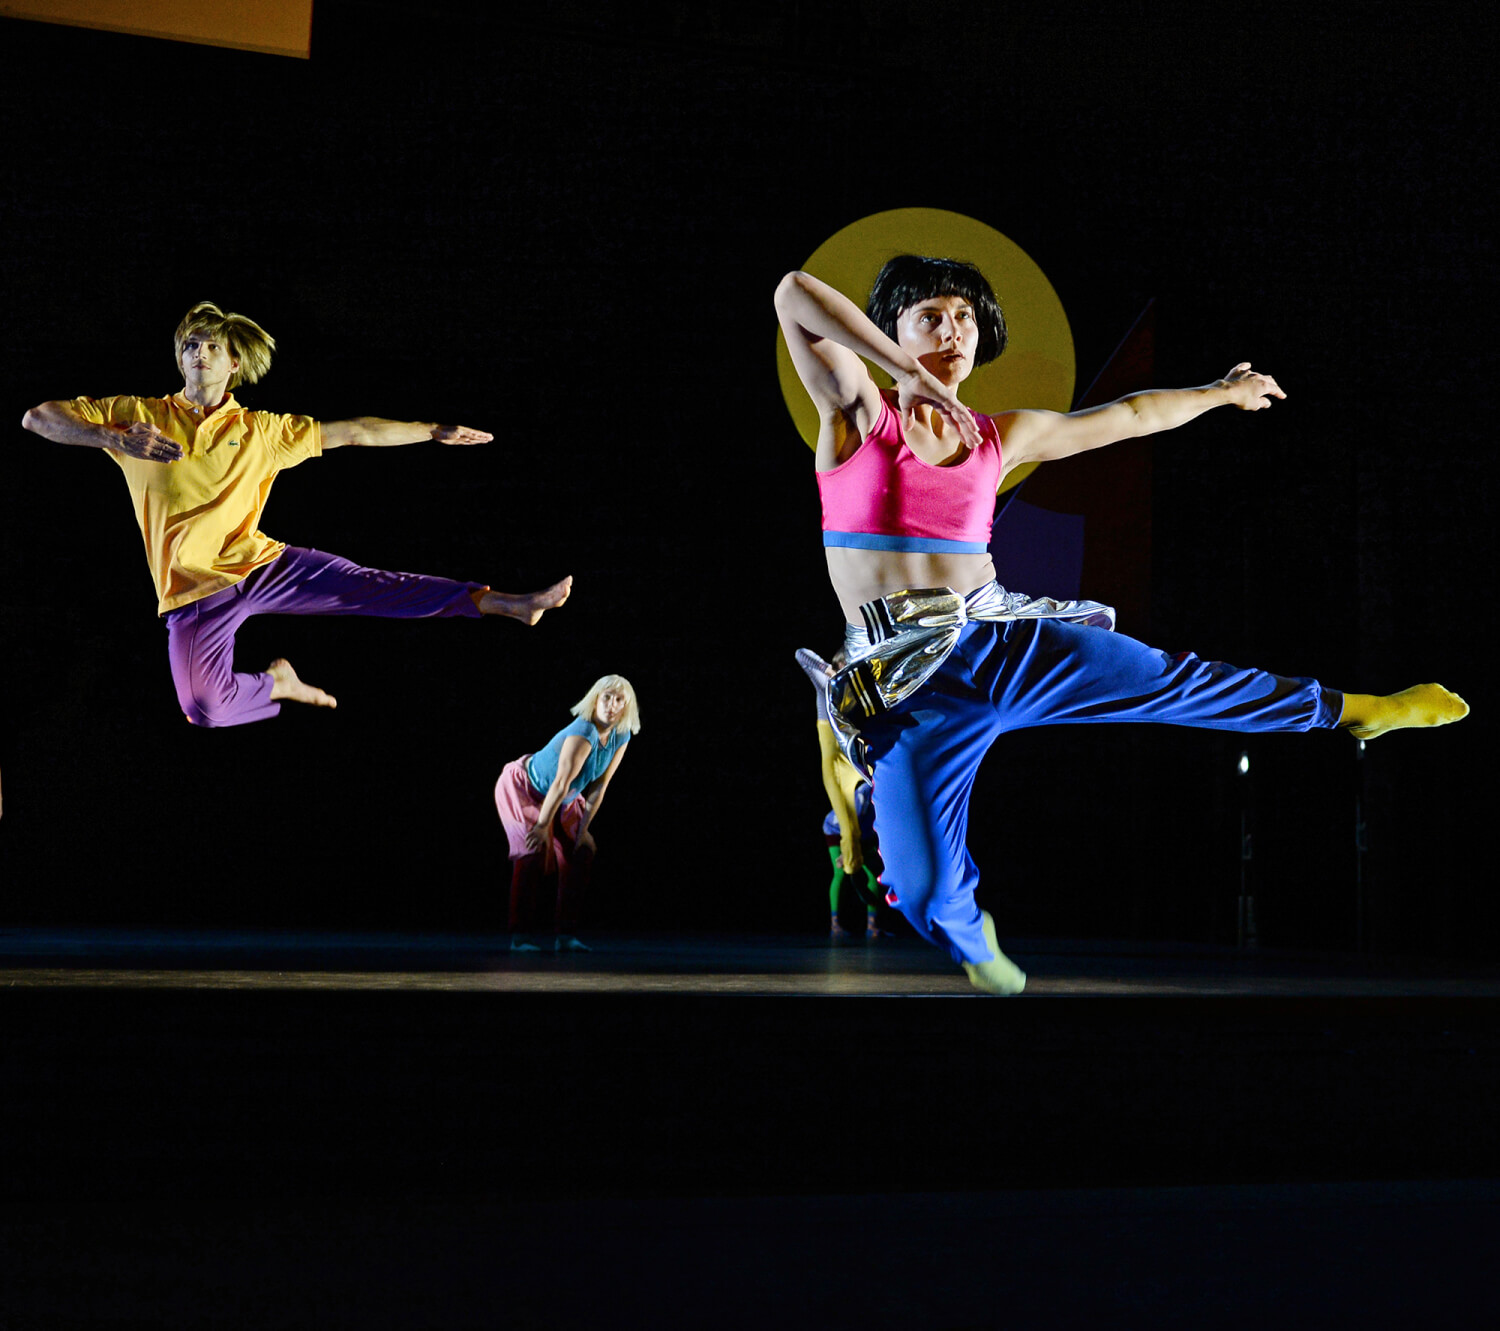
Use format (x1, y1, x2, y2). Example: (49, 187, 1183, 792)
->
(817, 390, 1003, 553)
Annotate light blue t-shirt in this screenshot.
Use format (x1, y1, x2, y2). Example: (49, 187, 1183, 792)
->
(526, 716, 629, 798)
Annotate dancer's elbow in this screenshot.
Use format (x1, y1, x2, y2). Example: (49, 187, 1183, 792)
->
(774, 270, 812, 313)
(21, 401, 71, 439)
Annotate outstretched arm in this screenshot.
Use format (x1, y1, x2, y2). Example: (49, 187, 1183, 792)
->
(998, 364, 1284, 474)
(775, 271, 980, 465)
(320, 418, 493, 449)
(21, 401, 184, 462)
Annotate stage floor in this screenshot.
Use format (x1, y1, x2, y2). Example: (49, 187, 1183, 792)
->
(5, 926, 1500, 995)
(5, 928, 1498, 1325)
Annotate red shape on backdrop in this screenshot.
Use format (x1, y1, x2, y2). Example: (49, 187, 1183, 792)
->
(1000, 302, 1157, 637)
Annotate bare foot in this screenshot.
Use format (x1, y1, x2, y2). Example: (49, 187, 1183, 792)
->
(1341, 684, 1469, 740)
(477, 575, 573, 625)
(267, 658, 337, 711)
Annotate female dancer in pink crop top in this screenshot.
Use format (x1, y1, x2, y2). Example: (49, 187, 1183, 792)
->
(777, 255, 1468, 994)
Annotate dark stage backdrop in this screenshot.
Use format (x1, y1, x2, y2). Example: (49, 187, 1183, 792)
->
(1, 3, 1492, 954)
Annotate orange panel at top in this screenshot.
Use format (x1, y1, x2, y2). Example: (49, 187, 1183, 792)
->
(3, 0, 315, 58)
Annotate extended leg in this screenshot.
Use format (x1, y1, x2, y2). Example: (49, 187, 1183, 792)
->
(865, 616, 1338, 984)
(875, 619, 1339, 962)
(970, 617, 1343, 735)
(1340, 685, 1469, 739)
(166, 547, 559, 727)
(864, 616, 1465, 990)
(244, 546, 490, 621)
(982, 621, 1468, 740)
(474, 579, 573, 624)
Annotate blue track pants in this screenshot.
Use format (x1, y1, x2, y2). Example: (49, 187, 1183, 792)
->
(862, 617, 1342, 965)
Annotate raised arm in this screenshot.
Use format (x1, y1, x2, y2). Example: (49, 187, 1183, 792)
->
(21, 401, 183, 462)
(997, 364, 1285, 475)
(775, 271, 979, 464)
(319, 418, 493, 449)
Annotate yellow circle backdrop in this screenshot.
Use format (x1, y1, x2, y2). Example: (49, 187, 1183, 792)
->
(776, 208, 1075, 492)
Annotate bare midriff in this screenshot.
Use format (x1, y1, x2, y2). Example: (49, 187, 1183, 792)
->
(826, 546, 998, 624)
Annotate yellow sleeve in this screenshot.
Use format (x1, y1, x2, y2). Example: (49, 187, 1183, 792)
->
(68, 395, 140, 426)
(817, 719, 867, 871)
(68, 397, 157, 470)
(257, 411, 322, 467)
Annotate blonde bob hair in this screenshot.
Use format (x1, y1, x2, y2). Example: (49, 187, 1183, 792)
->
(173, 301, 276, 389)
(570, 674, 642, 737)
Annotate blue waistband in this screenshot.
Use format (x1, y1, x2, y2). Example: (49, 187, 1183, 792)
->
(823, 530, 989, 555)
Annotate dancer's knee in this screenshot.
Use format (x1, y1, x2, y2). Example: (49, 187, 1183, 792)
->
(882, 854, 995, 966)
(883, 874, 948, 945)
(512, 853, 545, 888)
(179, 694, 223, 727)
(177, 682, 239, 728)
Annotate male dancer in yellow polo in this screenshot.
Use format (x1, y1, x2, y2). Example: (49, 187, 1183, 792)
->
(22, 301, 571, 726)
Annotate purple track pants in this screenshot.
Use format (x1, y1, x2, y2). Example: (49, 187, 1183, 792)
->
(163, 546, 484, 727)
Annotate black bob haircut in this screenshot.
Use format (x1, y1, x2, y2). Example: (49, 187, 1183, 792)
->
(866, 255, 1008, 367)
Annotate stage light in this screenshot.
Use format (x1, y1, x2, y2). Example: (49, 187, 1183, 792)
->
(1237, 751, 1250, 776)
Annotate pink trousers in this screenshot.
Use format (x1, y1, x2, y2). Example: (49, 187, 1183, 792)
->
(495, 758, 593, 931)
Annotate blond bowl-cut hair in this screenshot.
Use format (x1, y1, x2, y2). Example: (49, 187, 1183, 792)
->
(570, 675, 642, 737)
(174, 301, 276, 389)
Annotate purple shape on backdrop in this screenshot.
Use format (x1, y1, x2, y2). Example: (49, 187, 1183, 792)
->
(989, 496, 1086, 601)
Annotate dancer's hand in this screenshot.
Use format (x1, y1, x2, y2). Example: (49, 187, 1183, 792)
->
(113, 422, 184, 463)
(794, 648, 835, 686)
(895, 367, 982, 450)
(430, 424, 493, 445)
(523, 821, 549, 852)
(1220, 364, 1285, 411)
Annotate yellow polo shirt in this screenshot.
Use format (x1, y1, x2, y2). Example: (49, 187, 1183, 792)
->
(72, 392, 322, 614)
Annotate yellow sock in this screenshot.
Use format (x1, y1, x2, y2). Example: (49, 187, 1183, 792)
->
(961, 910, 1027, 996)
(1339, 684, 1470, 741)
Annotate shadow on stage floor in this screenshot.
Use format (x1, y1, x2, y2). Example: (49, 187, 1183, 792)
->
(4, 928, 1498, 1326)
